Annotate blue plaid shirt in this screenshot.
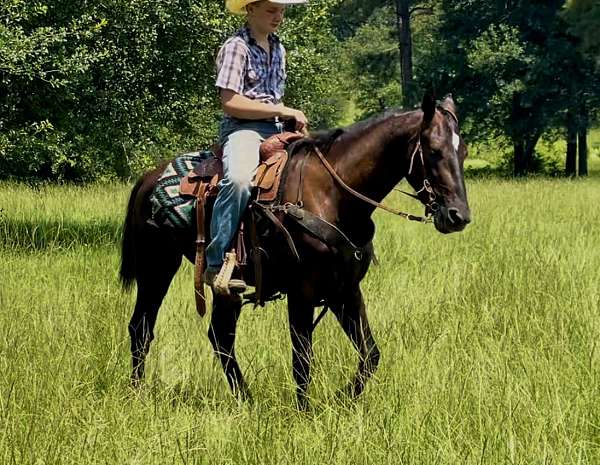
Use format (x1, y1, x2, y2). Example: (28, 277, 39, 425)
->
(215, 25, 286, 105)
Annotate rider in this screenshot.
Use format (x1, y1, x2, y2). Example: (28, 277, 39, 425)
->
(205, 0, 309, 294)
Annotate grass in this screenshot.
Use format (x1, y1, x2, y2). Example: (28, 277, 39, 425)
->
(1, 174, 600, 464)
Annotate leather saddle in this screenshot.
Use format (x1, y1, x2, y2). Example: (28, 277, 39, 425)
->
(180, 131, 304, 316)
(179, 131, 303, 203)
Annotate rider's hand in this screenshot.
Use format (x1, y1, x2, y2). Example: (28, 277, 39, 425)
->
(279, 107, 309, 132)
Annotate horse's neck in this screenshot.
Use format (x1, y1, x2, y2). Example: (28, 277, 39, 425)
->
(331, 114, 419, 211)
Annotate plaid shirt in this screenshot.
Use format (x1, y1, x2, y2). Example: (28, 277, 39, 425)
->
(215, 25, 286, 105)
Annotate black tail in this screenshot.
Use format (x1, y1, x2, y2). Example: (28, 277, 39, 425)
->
(120, 177, 144, 291)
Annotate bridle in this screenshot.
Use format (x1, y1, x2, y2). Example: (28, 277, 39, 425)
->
(311, 134, 438, 224)
(309, 106, 458, 223)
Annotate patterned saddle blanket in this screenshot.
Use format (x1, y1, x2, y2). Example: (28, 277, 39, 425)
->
(149, 151, 214, 229)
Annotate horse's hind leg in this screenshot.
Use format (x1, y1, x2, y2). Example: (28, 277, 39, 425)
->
(331, 286, 380, 397)
(208, 295, 250, 400)
(129, 229, 182, 385)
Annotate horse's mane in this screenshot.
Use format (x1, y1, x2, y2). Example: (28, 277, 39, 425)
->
(290, 107, 417, 156)
(290, 128, 345, 155)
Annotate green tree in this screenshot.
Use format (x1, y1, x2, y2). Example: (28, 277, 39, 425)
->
(565, 0, 600, 67)
(337, 7, 401, 116)
(563, 0, 600, 176)
(392, 0, 435, 106)
(0, 0, 346, 181)
(427, 0, 598, 176)
(332, 0, 438, 118)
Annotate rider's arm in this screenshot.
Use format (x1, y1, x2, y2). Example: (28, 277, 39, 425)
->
(220, 90, 287, 120)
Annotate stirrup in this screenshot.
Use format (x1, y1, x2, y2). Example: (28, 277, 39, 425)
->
(212, 251, 247, 295)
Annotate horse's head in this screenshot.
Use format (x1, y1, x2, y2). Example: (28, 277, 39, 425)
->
(406, 93, 471, 234)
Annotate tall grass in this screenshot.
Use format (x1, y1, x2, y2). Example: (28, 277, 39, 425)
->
(0, 183, 125, 250)
(1, 176, 599, 464)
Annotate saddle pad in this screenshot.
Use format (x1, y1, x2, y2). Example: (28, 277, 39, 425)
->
(149, 151, 213, 228)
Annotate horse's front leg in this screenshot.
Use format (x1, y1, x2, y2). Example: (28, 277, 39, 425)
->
(287, 292, 315, 410)
(208, 294, 250, 400)
(331, 286, 380, 397)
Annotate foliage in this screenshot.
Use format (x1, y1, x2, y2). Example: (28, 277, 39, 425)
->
(2, 0, 599, 179)
(328, 0, 599, 174)
(279, 0, 346, 129)
(421, 0, 600, 175)
(337, 7, 401, 116)
(565, 0, 600, 68)
(0, 0, 345, 181)
(333, 1, 438, 119)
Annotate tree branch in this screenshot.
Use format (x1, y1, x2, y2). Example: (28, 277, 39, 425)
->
(409, 7, 433, 17)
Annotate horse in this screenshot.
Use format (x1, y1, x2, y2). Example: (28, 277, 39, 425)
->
(119, 92, 471, 409)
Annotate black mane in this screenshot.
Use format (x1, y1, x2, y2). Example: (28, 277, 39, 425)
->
(290, 128, 344, 155)
(290, 107, 417, 156)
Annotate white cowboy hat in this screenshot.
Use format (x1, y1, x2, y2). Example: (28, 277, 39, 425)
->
(226, 0, 308, 15)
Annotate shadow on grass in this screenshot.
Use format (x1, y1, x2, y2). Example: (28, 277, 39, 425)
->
(0, 216, 123, 251)
(465, 153, 600, 179)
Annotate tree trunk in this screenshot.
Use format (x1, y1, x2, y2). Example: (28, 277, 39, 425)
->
(394, 0, 414, 106)
(511, 93, 527, 177)
(510, 92, 543, 176)
(513, 134, 541, 176)
(525, 133, 542, 173)
(514, 141, 526, 176)
(566, 111, 577, 177)
(578, 104, 588, 176)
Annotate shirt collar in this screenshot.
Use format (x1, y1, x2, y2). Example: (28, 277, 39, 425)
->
(239, 24, 280, 46)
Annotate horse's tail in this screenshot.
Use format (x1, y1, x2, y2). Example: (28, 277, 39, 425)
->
(120, 176, 144, 291)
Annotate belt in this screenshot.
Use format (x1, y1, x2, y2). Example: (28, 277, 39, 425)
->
(228, 116, 280, 124)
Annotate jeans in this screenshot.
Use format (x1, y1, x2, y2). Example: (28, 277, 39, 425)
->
(205, 118, 282, 270)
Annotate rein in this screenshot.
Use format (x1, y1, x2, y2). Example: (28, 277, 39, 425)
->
(311, 144, 435, 224)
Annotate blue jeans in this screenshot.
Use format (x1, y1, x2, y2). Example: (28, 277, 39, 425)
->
(205, 118, 282, 270)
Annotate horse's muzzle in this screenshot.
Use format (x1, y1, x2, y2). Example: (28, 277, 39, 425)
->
(433, 205, 471, 234)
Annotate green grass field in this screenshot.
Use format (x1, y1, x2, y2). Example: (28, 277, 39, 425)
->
(1, 171, 600, 464)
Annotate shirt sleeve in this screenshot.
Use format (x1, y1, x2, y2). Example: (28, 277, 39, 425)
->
(215, 39, 247, 95)
(280, 44, 286, 70)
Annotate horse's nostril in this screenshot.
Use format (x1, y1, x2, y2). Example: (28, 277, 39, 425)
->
(448, 207, 465, 225)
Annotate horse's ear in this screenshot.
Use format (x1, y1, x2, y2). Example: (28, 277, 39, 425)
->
(421, 89, 436, 127)
(440, 94, 457, 116)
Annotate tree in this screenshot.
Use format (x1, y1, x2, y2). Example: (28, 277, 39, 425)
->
(393, 0, 434, 106)
(0, 0, 346, 181)
(563, 0, 600, 176)
(332, 0, 438, 118)
(336, 7, 402, 116)
(565, 0, 600, 67)
(427, 0, 597, 176)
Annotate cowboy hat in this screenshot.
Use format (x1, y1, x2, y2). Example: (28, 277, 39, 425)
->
(226, 0, 308, 15)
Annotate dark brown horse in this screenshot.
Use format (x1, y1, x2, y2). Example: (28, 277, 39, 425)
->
(120, 93, 470, 408)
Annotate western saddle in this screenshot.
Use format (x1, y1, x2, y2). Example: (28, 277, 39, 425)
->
(179, 131, 304, 316)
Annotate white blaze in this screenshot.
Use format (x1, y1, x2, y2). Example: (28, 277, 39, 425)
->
(452, 131, 460, 152)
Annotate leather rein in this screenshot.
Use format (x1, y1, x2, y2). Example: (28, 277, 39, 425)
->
(311, 141, 437, 224)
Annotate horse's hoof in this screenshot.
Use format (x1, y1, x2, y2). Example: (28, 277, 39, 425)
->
(295, 393, 310, 411)
(337, 381, 364, 400)
(237, 388, 252, 403)
(130, 375, 143, 389)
